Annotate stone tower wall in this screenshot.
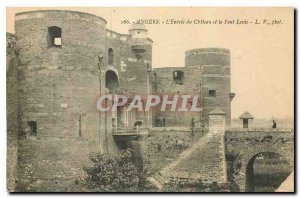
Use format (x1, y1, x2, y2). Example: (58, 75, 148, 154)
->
(14, 10, 117, 191)
(185, 48, 231, 128)
(7, 32, 19, 191)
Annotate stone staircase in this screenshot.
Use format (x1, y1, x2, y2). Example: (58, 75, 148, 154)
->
(148, 131, 227, 190)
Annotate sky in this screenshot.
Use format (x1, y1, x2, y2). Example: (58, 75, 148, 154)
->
(6, 7, 294, 119)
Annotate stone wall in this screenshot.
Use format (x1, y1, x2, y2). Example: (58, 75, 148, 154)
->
(15, 10, 107, 145)
(7, 33, 19, 191)
(10, 10, 153, 191)
(106, 29, 153, 95)
(185, 48, 230, 67)
(15, 10, 107, 139)
(105, 29, 153, 128)
(17, 137, 101, 192)
(152, 48, 232, 129)
(7, 10, 238, 192)
(152, 67, 202, 127)
(139, 128, 206, 174)
(14, 11, 108, 191)
(185, 48, 231, 129)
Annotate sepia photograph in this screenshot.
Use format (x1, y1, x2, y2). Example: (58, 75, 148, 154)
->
(6, 7, 294, 193)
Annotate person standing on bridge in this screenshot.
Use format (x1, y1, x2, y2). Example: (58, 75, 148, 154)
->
(190, 118, 195, 138)
(272, 120, 277, 129)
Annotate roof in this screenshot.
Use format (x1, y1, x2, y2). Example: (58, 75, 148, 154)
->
(208, 108, 226, 115)
(239, 111, 254, 119)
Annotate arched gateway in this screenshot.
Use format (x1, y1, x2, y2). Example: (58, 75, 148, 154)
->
(225, 129, 294, 192)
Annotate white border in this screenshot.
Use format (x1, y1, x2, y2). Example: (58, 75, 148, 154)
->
(1, 0, 299, 197)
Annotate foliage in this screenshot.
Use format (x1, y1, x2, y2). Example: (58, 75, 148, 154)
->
(163, 179, 230, 192)
(80, 149, 153, 192)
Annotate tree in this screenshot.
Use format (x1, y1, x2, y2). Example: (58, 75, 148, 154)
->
(82, 149, 151, 192)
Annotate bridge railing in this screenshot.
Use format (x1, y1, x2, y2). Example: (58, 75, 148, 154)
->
(228, 128, 294, 133)
(112, 126, 149, 136)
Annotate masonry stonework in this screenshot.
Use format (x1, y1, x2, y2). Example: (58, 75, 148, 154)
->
(8, 10, 154, 191)
(153, 48, 233, 129)
(225, 129, 294, 192)
(7, 32, 19, 191)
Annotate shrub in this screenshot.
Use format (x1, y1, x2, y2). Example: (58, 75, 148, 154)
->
(81, 149, 152, 192)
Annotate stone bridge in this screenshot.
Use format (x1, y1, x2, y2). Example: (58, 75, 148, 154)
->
(148, 113, 294, 192)
(225, 128, 294, 192)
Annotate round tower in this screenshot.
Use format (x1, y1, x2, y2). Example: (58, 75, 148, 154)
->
(15, 10, 110, 189)
(129, 23, 148, 59)
(15, 10, 107, 138)
(6, 33, 19, 191)
(185, 48, 232, 129)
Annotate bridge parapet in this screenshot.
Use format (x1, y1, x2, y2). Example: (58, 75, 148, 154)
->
(112, 127, 149, 138)
(225, 128, 294, 154)
(225, 128, 294, 141)
(227, 128, 293, 133)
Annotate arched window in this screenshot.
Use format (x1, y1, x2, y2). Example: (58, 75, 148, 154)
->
(27, 121, 37, 136)
(105, 70, 119, 93)
(134, 120, 143, 127)
(108, 48, 114, 65)
(48, 26, 62, 48)
(173, 70, 184, 85)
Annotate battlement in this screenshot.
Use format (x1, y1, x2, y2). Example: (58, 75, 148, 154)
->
(16, 10, 107, 26)
(185, 48, 230, 67)
(185, 48, 230, 56)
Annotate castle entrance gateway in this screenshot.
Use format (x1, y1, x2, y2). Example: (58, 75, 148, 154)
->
(104, 70, 147, 138)
(105, 70, 119, 94)
(105, 70, 119, 133)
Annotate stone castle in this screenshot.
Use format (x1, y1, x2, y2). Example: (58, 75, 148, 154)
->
(7, 10, 293, 192)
